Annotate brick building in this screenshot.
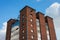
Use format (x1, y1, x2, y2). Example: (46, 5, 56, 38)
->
(6, 6, 57, 40)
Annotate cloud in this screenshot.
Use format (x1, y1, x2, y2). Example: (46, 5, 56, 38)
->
(0, 22, 7, 40)
(45, 2, 60, 40)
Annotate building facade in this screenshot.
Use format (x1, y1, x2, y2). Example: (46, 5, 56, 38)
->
(6, 6, 57, 40)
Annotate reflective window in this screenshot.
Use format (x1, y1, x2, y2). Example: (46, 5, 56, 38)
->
(36, 19, 41, 40)
(30, 19, 33, 22)
(31, 35, 34, 39)
(31, 29, 33, 32)
(46, 23, 50, 40)
(11, 20, 19, 40)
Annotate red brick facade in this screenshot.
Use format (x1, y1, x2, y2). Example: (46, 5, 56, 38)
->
(6, 19, 16, 40)
(36, 12, 47, 40)
(20, 6, 38, 40)
(6, 6, 56, 40)
(45, 16, 57, 40)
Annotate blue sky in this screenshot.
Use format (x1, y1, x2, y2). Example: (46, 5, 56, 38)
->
(0, 0, 60, 40)
(0, 0, 60, 28)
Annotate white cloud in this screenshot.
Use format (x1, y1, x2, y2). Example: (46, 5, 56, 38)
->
(0, 22, 7, 40)
(46, 2, 60, 40)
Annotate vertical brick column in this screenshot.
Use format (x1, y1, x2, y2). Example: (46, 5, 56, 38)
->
(6, 19, 16, 40)
(20, 7, 27, 40)
(37, 12, 47, 40)
(20, 6, 38, 40)
(26, 7, 37, 40)
(45, 16, 57, 40)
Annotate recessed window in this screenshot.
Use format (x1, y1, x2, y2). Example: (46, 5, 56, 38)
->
(22, 20, 24, 22)
(22, 30, 24, 33)
(30, 9, 33, 12)
(31, 10, 33, 12)
(30, 19, 33, 22)
(30, 14, 33, 17)
(31, 35, 34, 39)
(22, 15, 26, 22)
(23, 26, 24, 27)
(31, 29, 33, 32)
(31, 24, 33, 27)
(22, 15, 25, 18)
(23, 16, 24, 18)
(23, 36, 24, 39)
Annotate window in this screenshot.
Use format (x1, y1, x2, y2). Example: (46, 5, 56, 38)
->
(47, 34, 50, 40)
(30, 14, 33, 17)
(22, 20, 24, 22)
(23, 26, 24, 27)
(31, 24, 33, 27)
(22, 15, 25, 22)
(30, 10, 33, 12)
(31, 29, 33, 32)
(36, 19, 41, 40)
(11, 30, 19, 37)
(22, 30, 24, 33)
(22, 16, 24, 18)
(23, 36, 24, 39)
(30, 19, 33, 22)
(30, 9, 33, 12)
(22, 15, 25, 18)
(46, 23, 50, 40)
(31, 35, 34, 39)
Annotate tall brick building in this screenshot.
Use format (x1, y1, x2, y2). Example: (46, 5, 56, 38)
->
(6, 6, 57, 40)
